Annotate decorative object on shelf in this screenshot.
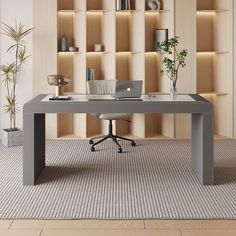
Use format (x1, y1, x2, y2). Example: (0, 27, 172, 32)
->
(47, 75, 71, 96)
(116, 0, 123, 10)
(116, 0, 131, 10)
(94, 43, 102, 52)
(154, 36, 188, 97)
(86, 68, 95, 81)
(147, 0, 161, 10)
(69, 46, 79, 52)
(155, 29, 168, 44)
(60, 34, 68, 52)
(0, 22, 33, 147)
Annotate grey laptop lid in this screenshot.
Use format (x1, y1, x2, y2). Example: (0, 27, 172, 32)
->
(114, 80, 143, 99)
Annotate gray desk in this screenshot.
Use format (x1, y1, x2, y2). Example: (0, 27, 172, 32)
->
(23, 94, 214, 186)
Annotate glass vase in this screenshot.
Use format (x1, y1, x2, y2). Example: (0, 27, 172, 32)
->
(170, 80, 177, 98)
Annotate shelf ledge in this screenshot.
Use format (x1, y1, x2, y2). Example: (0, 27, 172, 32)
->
(87, 51, 112, 55)
(116, 51, 142, 54)
(58, 10, 83, 13)
(58, 51, 84, 55)
(197, 51, 229, 55)
(87, 10, 112, 13)
(197, 9, 229, 13)
(145, 9, 170, 13)
(116, 10, 141, 13)
(145, 51, 167, 55)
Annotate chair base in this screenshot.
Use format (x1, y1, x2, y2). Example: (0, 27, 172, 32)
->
(89, 120, 136, 153)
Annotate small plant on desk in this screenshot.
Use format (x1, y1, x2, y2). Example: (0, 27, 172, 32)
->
(154, 36, 188, 96)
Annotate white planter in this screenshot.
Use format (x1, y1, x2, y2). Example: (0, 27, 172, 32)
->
(2, 129, 23, 147)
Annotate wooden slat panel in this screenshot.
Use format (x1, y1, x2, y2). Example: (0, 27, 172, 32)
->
(116, 13, 130, 52)
(197, 0, 213, 10)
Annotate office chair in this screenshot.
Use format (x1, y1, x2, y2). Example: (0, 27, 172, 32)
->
(86, 80, 136, 153)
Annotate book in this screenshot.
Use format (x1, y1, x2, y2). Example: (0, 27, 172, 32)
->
(49, 96, 71, 101)
(86, 68, 95, 81)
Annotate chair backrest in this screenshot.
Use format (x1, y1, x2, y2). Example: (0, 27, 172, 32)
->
(86, 80, 116, 95)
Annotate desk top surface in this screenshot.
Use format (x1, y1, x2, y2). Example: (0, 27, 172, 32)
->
(24, 94, 212, 114)
(41, 94, 199, 102)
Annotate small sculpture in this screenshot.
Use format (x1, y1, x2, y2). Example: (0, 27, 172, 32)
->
(147, 0, 161, 10)
(47, 75, 71, 97)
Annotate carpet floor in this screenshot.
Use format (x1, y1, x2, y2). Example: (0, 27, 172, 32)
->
(0, 139, 235, 219)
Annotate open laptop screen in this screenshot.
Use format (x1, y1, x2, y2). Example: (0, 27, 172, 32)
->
(114, 80, 143, 99)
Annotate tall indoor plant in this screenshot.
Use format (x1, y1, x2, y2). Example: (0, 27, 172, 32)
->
(0, 22, 32, 147)
(154, 36, 188, 96)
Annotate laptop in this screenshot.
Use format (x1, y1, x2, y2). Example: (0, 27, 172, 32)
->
(114, 80, 143, 100)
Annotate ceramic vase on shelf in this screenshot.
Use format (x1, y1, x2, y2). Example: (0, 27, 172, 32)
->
(60, 34, 68, 52)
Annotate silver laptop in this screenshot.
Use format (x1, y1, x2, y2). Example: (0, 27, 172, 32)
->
(114, 80, 143, 99)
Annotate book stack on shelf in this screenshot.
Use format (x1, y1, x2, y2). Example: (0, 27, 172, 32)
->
(86, 68, 95, 81)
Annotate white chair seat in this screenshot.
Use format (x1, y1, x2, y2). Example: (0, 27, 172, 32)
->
(99, 113, 130, 120)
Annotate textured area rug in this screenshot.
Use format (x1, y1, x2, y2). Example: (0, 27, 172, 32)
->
(0, 140, 236, 219)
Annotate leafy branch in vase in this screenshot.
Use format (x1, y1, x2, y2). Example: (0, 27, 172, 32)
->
(154, 36, 188, 88)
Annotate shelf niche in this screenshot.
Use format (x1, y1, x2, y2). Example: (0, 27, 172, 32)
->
(58, 0, 84, 11)
(116, 11, 144, 52)
(87, 12, 114, 53)
(196, 0, 232, 94)
(58, 12, 74, 51)
(87, 53, 115, 81)
(116, 53, 144, 82)
(197, 0, 231, 11)
(87, 0, 114, 11)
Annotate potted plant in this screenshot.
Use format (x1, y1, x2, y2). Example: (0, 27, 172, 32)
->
(0, 22, 32, 147)
(154, 36, 188, 96)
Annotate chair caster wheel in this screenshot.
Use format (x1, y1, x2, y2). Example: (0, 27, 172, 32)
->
(91, 146, 95, 152)
(89, 139, 94, 145)
(118, 148, 122, 153)
(131, 141, 136, 147)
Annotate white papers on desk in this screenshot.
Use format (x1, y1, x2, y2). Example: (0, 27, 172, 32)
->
(145, 94, 195, 102)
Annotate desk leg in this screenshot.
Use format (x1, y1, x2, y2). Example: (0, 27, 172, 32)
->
(192, 113, 214, 185)
(23, 113, 45, 185)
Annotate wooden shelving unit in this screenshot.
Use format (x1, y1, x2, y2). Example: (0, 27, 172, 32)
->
(33, 0, 234, 139)
(55, 0, 175, 139)
(196, 0, 233, 138)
